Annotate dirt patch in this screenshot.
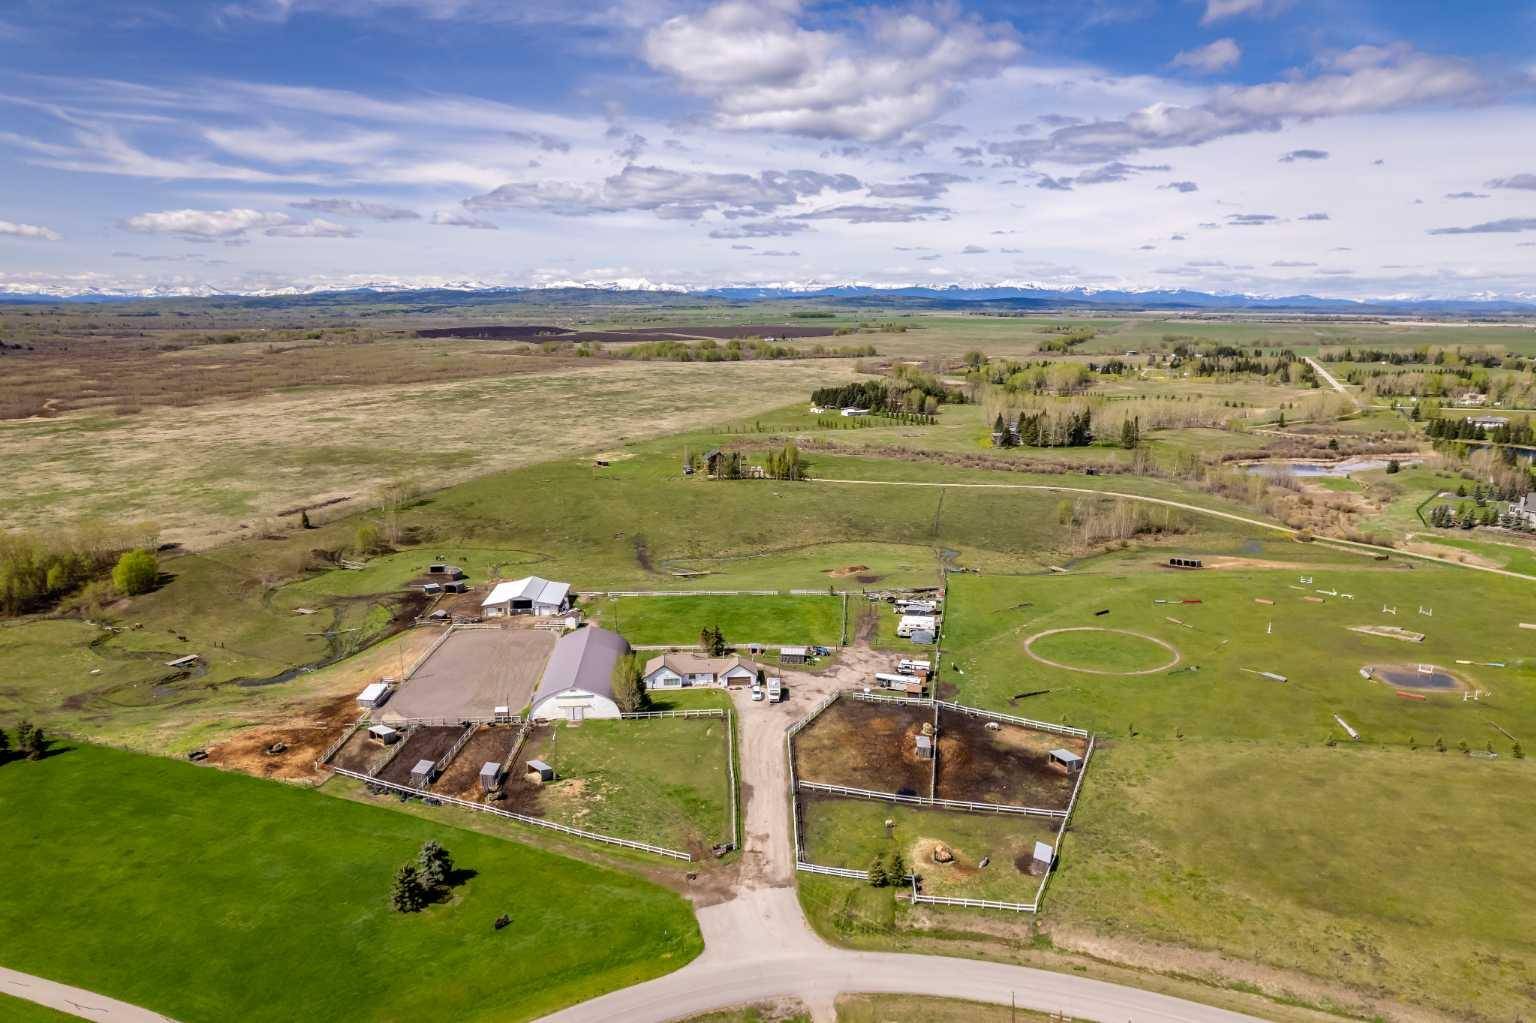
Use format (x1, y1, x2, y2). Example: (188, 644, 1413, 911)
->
(374, 725, 466, 785)
(327, 722, 399, 775)
(1199, 556, 1305, 571)
(1402, 540, 1501, 569)
(203, 691, 360, 782)
(824, 564, 870, 577)
(793, 696, 934, 796)
(432, 724, 521, 799)
(934, 711, 1082, 810)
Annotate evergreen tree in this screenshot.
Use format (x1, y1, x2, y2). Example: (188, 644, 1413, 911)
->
(391, 863, 427, 912)
(0, 726, 9, 761)
(23, 724, 46, 761)
(867, 855, 889, 887)
(418, 841, 453, 889)
(886, 850, 907, 882)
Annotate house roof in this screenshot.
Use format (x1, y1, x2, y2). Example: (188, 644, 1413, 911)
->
(642, 652, 758, 677)
(482, 575, 570, 608)
(533, 626, 630, 705)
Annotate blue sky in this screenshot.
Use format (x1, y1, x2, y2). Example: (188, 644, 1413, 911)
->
(1, 0, 1534, 299)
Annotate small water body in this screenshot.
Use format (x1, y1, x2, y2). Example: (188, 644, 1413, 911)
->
(1246, 457, 1416, 478)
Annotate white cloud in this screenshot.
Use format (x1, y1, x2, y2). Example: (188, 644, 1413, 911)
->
(1170, 38, 1241, 75)
(431, 209, 499, 229)
(292, 198, 420, 220)
(265, 218, 358, 238)
(0, 220, 62, 241)
(643, 1, 1020, 142)
(1201, 0, 1281, 25)
(120, 208, 290, 239)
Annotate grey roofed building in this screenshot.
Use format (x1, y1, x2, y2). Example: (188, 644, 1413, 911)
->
(529, 626, 631, 721)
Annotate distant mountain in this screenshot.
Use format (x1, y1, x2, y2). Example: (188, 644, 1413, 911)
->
(3, 280, 1535, 315)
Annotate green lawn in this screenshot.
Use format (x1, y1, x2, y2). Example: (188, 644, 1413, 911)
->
(522, 716, 733, 851)
(1025, 628, 1177, 673)
(800, 796, 1058, 903)
(0, 744, 701, 1023)
(585, 594, 846, 647)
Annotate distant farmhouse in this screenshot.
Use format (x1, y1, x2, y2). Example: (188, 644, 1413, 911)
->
(481, 576, 571, 618)
(643, 652, 761, 690)
(529, 626, 630, 722)
(1468, 414, 1510, 431)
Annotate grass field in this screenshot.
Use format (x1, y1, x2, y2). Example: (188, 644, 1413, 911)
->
(801, 796, 1058, 904)
(1051, 742, 1536, 1022)
(517, 716, 733, 852)
(586, 594, 846, 646)
(0, 744, 701, 1023)
(0, 994, 75, 1022)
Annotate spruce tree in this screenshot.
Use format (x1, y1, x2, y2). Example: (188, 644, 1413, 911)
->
(391, 863, 427, 912)
(419, 841, 453, 889)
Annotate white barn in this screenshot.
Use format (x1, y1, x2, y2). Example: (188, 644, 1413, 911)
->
(529, 627, 630, 722)
(481, 576, 571, 618)
(642, 653, 760, 690)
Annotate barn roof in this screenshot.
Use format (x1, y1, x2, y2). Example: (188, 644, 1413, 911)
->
(533, 626, 630, 704)
(482, 576, 570, 608)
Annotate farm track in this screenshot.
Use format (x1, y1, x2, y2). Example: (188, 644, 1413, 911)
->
(1, 965, 175, 1022)
(811, 478, 1536, 582)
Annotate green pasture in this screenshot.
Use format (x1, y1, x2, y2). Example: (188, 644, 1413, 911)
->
(939, 564, 1536, 745)
(0, 994, 75, 1023)
(1025, 628, 1177, 673)
(523, 716, 733, 851)
(800, 796, 1057, 904)
(0, 744, 701, 1023)
(586, 594, 846, 647)
(1052, 742, 1536, 1022)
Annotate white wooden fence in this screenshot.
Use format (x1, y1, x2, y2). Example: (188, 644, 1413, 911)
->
(620, 709, 728, 720)
(619, 706, 738, 848)
(328, 766, 694, 861)
(315, 714, 366, 768)
(1029, 733, 1096, 913)
(385, 715, 504, 728)
(850, 691, 1089, 739)
(796, 779, 1067, 819)
(431, 722, 479, 780)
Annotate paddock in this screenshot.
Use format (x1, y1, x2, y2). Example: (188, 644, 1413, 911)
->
(791, 696, 935, 797)
(382, 628, 555, 722)
(431, 724, 523, 800)
(373, 726, 465, 786)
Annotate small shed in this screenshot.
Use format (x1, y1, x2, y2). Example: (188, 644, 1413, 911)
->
(409, 759, 436, 787)
(441, 579, 470, 594)
(421, 581, 443, 595)
(367, 724, 399, 745)
(909, 629, 936, 645)
(527, 759, 555, 783)
(478, 761, 504, 793)
(429, 564, 465, 579)
(914, 734, 934, 759)
(1048, 748, 1083, 775)
(165, 654, 201, 669)
(1029, 841, 1054, 876)
(357, 682, 392, 710)
(779, 646, 809, 664)
(493, 705, 513, 724)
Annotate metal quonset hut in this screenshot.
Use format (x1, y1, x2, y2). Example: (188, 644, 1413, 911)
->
(529, 626, 630, 722)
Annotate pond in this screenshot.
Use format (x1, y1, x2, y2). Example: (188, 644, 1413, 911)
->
(1245, 457, 1418, 478)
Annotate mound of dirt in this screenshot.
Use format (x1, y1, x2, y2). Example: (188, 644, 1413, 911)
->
(824, 564, 870, 577)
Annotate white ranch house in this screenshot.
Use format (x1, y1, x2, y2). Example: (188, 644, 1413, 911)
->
(643, 652, 762, 690)
(481, 576, 571, 617)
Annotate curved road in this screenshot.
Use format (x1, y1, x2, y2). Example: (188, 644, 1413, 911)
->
(538, 683, 1266, 1023)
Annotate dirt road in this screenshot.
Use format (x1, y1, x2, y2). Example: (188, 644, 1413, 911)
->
(1304, 356, 1361, 409)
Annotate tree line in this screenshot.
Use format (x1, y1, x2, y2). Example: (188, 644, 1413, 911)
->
(1, 525, 160, 617)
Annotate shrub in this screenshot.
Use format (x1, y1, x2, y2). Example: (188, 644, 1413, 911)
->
(111, 549, 158, 596)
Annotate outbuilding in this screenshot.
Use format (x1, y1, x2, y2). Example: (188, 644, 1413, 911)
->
(367, 724, 399, 745)
(478, 761, 503, 792)
(409, 759, 436, 787)
(357, 682, 392, 710)
(914, 734, 934, 759)
(642, 652, 760, 690)
(779, 646, 810, 665)
(527, 759, 556, 783)
(528, 626, 630, 722)
(481, 576, 572, 617)
(1048, 748, 1084, 775)
(441, 579, 470, 594)
(896, 615, 937, 638)
(1029, 841, 1054, 876)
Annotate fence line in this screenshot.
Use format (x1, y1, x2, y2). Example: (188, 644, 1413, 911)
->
(1031, 733, 1096, 913)
(400, 625, 456, 681)
(620, 709, 727, 720)
(795, 861, 869, 880)
(797, 780, 1066, 819)
(724, 708, 739, 849)
(850, 691, 1088, 738)
(499, 717, 535, 785)
(316, 714, 366, 768)
(367, 724, 415, 779)
(379, 715, 504, 728)
(328, 766, 693, 861)
(432, 722, 479, 779)
(910, 891, 1036, 912)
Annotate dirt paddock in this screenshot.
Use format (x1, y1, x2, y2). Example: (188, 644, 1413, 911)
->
(328, 723, 400, 775)
(382, 627, 554, 722)
(432, 725, 522, 800)
(934, 711, 1084, 810)
(792, 697, 935, 797)
(204, 692, 361, 782)
(374, 725, 467, 785)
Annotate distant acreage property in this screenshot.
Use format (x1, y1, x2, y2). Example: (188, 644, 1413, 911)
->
(0, 744, 700, 1023)
(383, 627, 554, 721)
(590, 594, 845, 647)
